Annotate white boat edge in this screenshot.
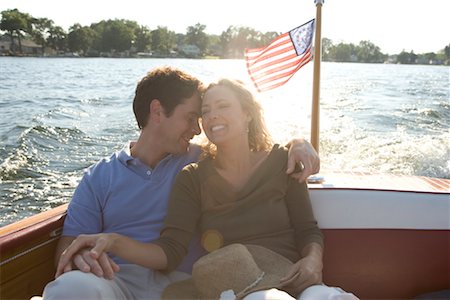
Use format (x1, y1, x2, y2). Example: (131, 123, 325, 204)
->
(309, 172, 450, 230)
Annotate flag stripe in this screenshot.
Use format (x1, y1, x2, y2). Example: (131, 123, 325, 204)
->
(246, 39, 294, 68)
(251, 51, 312, 91)
(246, 36, 292, 62)
(253, 50, 313, 92)
(245, 32, 290, 55)
(258, 58, 312, 91)
(245, 19, 315, 92)
(253, 47, 312, 78)
(252, 49, 312, 86)
(248, 52, 301, 79)
(247, 50, 297, 74)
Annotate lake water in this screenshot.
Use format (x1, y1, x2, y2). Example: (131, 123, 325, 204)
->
(0, 57, 449, 226)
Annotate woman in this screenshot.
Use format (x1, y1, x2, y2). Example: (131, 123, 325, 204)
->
(57, 79, 357, 299)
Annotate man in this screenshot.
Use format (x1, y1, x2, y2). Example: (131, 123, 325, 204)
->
(40, 66, 320, 299)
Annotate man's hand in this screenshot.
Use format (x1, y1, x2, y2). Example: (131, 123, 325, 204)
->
(55, 233, 118, 279)
(60, 248, 120, 280)
(286, 138, 320, 182)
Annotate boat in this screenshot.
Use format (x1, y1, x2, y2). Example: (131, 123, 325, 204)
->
(2, 2, 449, 299)
(1, 172, 449, 299)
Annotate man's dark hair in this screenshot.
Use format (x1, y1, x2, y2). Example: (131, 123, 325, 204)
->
(133, 66, 203, 129)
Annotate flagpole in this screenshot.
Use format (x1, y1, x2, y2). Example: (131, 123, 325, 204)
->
(311, 0, 323, 153)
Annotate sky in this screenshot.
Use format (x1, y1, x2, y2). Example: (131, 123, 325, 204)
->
(0, 0, 449, 55)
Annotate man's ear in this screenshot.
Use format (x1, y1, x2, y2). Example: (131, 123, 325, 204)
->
(149, 99, 164, 123)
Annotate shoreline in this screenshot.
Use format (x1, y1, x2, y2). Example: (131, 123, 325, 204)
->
(1, 55, 448, 66)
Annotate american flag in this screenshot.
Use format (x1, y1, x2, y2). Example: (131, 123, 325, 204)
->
(245, 19, 315, 92)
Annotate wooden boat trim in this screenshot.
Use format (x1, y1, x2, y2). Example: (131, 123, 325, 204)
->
(0, 204, 67, 255)
(0, 204, 67, 299)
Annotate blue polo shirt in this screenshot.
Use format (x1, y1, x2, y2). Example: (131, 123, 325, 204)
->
(63, 142, 202, 271)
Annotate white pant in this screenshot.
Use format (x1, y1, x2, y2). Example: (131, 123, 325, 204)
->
(39, 264, 190, 300)
(243, 285, 359, 300)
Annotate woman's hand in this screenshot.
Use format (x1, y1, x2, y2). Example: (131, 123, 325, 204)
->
(286, 138, 320, 182)
(55, 233, 118, 278)
(279, 254, 323, 295)
(279, 243, 323, 295)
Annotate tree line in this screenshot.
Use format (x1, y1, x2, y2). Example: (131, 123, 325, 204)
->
(322, 38, 449, 65)
(1, 8, 449, 64)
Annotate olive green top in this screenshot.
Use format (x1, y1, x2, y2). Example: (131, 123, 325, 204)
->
(155, 144, 323, 272)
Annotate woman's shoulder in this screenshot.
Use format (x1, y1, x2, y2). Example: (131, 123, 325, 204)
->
(179, 157, 213, 178)
(271, 143, 288, 153)
(252, 144, 288, 175)
(268, 143, 289, 161)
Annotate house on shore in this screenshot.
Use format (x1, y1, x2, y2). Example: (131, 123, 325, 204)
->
(179, 44, 201, 58)
(0, 35, 43, 56)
